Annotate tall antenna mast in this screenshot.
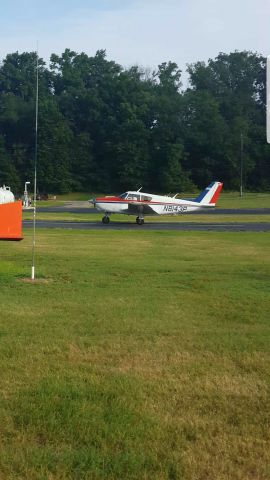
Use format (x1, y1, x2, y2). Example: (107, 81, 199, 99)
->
(31, 43, 39, 280)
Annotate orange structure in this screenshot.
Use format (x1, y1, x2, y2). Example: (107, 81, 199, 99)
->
(0, 201, 23, 241)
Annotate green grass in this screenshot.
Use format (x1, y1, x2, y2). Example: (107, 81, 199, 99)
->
(0, 230, 270, 479)
(217, 192, 270, 209)
(34, 191, 270, 209)
(52, 192, 91, 201)
(30, 192, 91, 203)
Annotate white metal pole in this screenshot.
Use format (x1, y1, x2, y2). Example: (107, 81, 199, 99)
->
(31, 45, 39, 280)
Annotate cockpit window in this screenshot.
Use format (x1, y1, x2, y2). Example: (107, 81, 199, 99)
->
(119, 192, 142, 201)
(127, 194, 140, 201)
(141, 195, 152, 202)
(119, 192, 128, 199)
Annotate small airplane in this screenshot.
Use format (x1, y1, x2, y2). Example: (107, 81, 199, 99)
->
(90, 181, 223, 224)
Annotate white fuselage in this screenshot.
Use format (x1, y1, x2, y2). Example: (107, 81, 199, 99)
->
(94, 191, 214, 216)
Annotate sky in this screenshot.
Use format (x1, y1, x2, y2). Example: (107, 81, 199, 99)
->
(0, 0, 269, 80)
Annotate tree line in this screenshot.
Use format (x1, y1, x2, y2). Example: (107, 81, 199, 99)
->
(0, 49, 268, 194)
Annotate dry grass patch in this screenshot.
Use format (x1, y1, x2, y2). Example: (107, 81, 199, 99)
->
(17, 277, 52, 284)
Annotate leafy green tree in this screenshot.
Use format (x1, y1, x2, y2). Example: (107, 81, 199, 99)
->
(0, 135, 20, 191)
(181, 90, 229, 186)
(187, 51, 268, 189)
(71, 132, 94, 191)
(160, 143, 192, 192)
(0, 48, 269, 194)
(149, 62, 193, 191)
(37, 99, 73, 193)
(0, 51, 49, 100)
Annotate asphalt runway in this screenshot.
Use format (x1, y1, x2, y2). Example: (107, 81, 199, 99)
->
(25, 203, 270, 232)
(23, 220, 270, 232)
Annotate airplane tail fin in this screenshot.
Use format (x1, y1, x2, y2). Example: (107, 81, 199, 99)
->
(194, 182, 223, 206)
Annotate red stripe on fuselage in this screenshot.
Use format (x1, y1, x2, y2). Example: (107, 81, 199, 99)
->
(95, 196, 155, 203)
(95, 197, 123, 202)
(96, 198, 150, 204)
(95, 198, 192, 207)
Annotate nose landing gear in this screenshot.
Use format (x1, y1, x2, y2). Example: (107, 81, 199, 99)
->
(136, 216, 144, 225)
(102, 215, 110, 224)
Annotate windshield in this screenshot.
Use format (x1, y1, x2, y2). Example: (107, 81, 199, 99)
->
(119, 192, 128, 199)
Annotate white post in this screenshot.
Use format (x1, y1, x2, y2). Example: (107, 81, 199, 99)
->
(24, 181, 30, 208)
(31, 45, 39, 280)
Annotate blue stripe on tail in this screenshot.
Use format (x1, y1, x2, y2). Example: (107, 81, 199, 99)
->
(194, 182, 215, 203)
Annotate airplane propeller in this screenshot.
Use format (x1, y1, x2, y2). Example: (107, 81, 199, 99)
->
(89, 198, 96, 207)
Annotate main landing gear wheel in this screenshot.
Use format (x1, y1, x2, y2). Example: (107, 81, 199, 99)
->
(136, 216, 144, 225)
(102, 216, 110, 224)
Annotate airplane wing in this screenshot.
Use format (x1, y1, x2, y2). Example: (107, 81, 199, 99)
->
(127, 203, 158, 215)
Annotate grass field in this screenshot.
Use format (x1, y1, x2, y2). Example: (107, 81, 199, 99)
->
(35, 191, 270, 209)
(0, 229, 270, 479)
(217, 192, 270, 209)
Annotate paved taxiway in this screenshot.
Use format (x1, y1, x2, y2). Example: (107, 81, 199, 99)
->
(24, 203, 270, 232)
(38, 206, 270, 215)
(23, 220, 270, 232)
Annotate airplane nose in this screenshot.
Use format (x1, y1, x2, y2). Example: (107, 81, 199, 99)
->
(89, 198, 96, 207)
